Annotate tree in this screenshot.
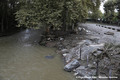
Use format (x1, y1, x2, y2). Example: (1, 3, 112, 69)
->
(104, 0, 120, 24)
(16, 0, 63, 29)
(15, 0, 101, 31)
(116, 0, 120, 20)
(104, 0, 116, 23)
(88, 10, 103, 20)
(88, 0, 102, 20)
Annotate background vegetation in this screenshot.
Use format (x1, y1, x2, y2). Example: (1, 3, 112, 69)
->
(103, 0, 120, 24)
(0, 0, 102, 34)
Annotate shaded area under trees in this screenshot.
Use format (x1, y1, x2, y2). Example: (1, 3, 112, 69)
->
(0, 0, 21, 36)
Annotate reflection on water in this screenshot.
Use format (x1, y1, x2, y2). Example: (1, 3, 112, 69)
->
(0, 29, 76, 80)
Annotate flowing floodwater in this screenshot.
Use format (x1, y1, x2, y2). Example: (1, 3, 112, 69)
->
(0, 29, 76, 80)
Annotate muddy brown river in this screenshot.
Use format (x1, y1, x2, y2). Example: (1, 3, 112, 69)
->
(0, 29, 76, 80)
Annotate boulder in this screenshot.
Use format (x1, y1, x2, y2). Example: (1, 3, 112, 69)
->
(104, 31, 114, 35)
(64, 59, 80, 72)
(81, 43, 104, 60)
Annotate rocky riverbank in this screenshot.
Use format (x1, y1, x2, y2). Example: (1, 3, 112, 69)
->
(39, 24, 120, 80)
(55, 28, 120, 80)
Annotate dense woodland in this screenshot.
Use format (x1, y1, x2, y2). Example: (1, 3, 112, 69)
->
(0, 0, 119, 34)
(0, 0, 101, 34)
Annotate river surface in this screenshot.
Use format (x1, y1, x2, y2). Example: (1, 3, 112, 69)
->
(0, 29, 76, 80)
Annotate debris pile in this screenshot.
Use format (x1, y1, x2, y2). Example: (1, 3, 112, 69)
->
(57, 37, 120, 80)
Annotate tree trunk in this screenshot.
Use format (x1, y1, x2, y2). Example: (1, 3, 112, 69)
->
(1, 5, 5, 33)
(72, 24, 74, 31)
(1, 3, 6, 33)
(62, 0, 67, 31)
(5, 3, 8, 30)
(1, 16, 4, 32)
(6, 15, 9, 30)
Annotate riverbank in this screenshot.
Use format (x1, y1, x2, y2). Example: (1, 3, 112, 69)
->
(41, 23, 120, 80)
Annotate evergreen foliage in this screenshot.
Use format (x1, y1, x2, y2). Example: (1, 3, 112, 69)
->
(15, 0, 101, 30)
(104, 0, 120, 24)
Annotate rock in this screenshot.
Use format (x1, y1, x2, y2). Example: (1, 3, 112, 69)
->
(89, 43, 104, 48)
(104, 31, 114, 35)
(76, 66, 86, 70)
(88, 64, 95, 68)
(81, 43, 104, 60)
(86, 30, 91, 33)
(64, 53, 73, 63)
(75, 69, 96, 80)
(93, 51, 102, 57)
(59, 37, 64, 41)
(64, 59, 80, 72)
(63, 54, 68, 57)
(78, 27, 82, 31)
(77, 40, 92, 46)
(47, 38, 51, 41)
(89, 36, 100, 43)
(61, 49, 69, 54)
